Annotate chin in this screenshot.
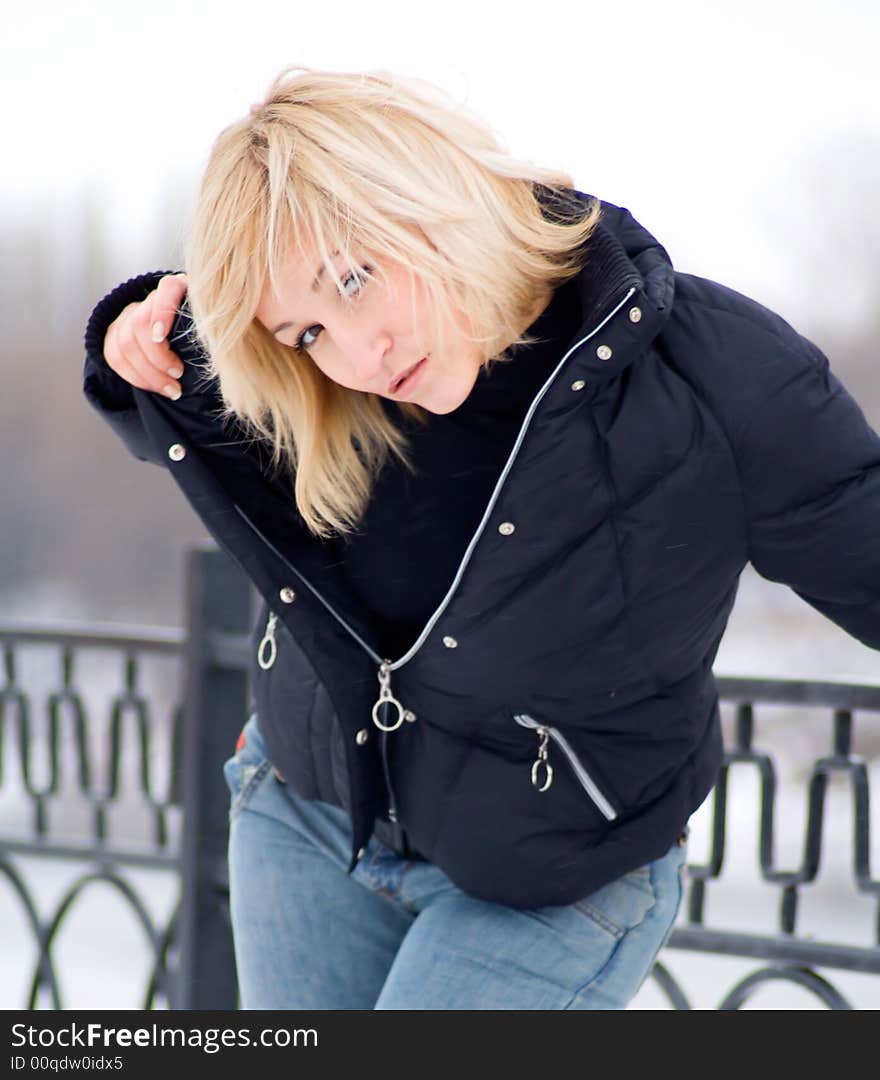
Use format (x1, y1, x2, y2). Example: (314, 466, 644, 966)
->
(420, 397, 459, 416)
(417, 374, 476, 415)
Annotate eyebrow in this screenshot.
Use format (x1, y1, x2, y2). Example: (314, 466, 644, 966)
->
(270, 257, 334, 337)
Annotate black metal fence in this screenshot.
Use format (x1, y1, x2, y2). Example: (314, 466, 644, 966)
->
(0, 544, 249, 1010)
(1, 546, 878, 1009)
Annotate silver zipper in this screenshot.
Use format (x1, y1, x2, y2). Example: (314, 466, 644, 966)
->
(373, 661, 416, 823)
(234, 504, 384, 665)
(514, 714, 618, 821)
(530, 725, 553, 792)
(257, 611, 278, 670)
(372, 661, 416, 732)
(380, 729, 398, 823)
(234, 512, 415, 825)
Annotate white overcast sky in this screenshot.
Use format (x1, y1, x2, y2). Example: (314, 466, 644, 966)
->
(3, 0, 879, 326)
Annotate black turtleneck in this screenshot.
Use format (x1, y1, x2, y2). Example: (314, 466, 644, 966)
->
(336, 276, 583, 659)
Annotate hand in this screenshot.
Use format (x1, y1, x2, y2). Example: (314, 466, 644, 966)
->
(103, 273, 189, 399)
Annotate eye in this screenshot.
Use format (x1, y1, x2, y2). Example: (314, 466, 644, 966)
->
(293, 265, 372, 353)
(295, 324, 322, 351)
(341, 265, 372, 299)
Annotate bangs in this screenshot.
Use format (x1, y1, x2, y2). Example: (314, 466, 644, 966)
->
(263, 173, 402, 321)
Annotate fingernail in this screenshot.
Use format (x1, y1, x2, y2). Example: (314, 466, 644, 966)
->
(166, 365, 184, 378)
(151, 321, 165, 342)
(163, 384, 182, 401)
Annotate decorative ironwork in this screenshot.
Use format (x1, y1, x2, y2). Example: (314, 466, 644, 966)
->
(651, 676, 880, 1009)
(0, 622, 186, 1008)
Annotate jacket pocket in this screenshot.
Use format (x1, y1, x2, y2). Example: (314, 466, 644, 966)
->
(513, 714, 618, 822)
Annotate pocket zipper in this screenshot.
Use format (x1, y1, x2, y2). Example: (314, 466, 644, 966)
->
(257, 611, 278, 670)
(513, 714, 618, 822)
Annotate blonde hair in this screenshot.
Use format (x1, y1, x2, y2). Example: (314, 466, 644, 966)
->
(184, 65, 601, 537)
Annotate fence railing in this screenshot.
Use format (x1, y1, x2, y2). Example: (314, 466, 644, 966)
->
(1, 546, 878, 1009)
(0, 544, 250, 1010)
(662, 676, 880, 1008)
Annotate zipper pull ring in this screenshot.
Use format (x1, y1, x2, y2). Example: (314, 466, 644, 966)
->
(531, 726, 553, 792)
(257, 612, 278, 670)
(372, 660, 407, 732)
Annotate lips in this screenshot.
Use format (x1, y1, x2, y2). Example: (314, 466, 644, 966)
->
(389, 357, 426, 395)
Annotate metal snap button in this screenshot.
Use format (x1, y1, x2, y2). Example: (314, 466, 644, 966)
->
(356, 728, 369, 745)
(279, 587, 296, 603)
(498, 522, 515, 535)
(629, 306, 642, 323)
(596, 345, 613, 360)
(167, 443, 186, 461)
(570, 379, 586, 392)
(442, 636, 458, 649)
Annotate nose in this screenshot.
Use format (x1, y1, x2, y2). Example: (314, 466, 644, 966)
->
(333, 322, 392, 386)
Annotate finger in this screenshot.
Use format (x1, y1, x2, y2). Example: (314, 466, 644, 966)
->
(103, 308, 150, 388)
(148, 273, 189, 343)
(106, 316, 182, 399)
(127, 295, 186, 385)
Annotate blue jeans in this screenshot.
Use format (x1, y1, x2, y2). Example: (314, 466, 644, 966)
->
(224, 712, 687, 1010)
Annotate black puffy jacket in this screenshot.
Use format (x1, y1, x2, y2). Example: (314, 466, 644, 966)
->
(84, 198, 880, 908)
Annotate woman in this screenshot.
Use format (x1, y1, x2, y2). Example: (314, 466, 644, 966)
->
(83, 66, 880, 1009)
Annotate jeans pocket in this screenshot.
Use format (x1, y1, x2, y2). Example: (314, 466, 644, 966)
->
(223, 713, 271, 820)
(571, 863, 657, 940)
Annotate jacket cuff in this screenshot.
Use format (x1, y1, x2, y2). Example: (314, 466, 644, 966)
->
(83, 269, 182, 413)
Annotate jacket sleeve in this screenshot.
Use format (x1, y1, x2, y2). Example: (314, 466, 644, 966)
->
(694, 288, 880, 650)
(83, 270, 185, 465)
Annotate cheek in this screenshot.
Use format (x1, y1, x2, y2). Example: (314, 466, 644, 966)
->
(303, 349, 341, 386)
(308, 347, 366, 393)
(402, 279, 438, 344)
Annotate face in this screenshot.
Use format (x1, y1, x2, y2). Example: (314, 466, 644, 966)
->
(255, 243, 484, 414)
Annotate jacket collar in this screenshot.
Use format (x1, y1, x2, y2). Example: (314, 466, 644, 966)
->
(535, 186, 675, 333)
(525, 195, 676, 419)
